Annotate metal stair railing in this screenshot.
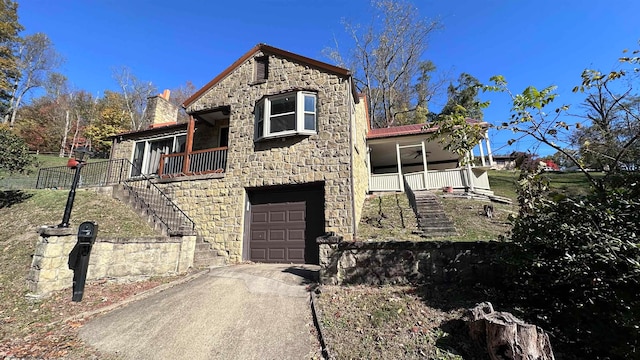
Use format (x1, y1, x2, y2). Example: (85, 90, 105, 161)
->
(36, 159, 195, 233)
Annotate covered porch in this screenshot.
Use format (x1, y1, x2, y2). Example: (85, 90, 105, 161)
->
(367, 129, 494, 194)
(156, 106, 230, 178)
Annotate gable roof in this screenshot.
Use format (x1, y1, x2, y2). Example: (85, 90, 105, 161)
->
(183, 43, 356, 108)
(367, 119, 487, 140)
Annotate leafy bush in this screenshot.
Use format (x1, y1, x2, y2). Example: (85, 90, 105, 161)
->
(505, 168, 640, 359)
(0, 126, 35, 176)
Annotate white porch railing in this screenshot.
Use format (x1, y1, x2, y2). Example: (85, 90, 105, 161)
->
(425, 168, 467, 190)
(472, 169, 490, 190)
(404, 172, 425, 190)
(370, 173, 401, 191)
(369, 167, 491, 192)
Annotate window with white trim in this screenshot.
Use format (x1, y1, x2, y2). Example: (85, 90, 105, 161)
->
(254, 91, 317, 140)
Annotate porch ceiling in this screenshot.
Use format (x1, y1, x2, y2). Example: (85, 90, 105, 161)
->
(368, 135, 458, 168)
(191, 106, 231, 125)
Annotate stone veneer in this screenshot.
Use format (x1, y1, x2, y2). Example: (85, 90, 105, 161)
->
(27, 226, 196, 297)
(146, 94, 179, 126)
(146, 50, 364, 264)
(317, 236, 507, 286)
(351, 96, 369, 232)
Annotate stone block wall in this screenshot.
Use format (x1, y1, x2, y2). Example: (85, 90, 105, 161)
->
(351, 96, 370, 231)
(27, 226, 196, 297)
(111, 138, 134, 164)
(146, 94, 179, 126)
(318, 238, 508, 286)
(158, 50, 361, 263)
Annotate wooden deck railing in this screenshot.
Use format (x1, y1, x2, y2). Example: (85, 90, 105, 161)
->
(159, 147, 228, 178)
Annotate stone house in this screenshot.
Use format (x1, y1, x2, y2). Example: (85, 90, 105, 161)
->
(111, 44, 369, 267)
(109, 44, 494, 267)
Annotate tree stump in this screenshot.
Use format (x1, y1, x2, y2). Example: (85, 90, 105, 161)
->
(467, 302, 554, 360)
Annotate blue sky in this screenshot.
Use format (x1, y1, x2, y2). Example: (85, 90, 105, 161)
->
(18, 0, 640, 156)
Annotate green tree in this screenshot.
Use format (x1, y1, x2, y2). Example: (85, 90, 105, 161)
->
(84, 91, 130, 152)
(439, 73, 484, 121)
(0, 125, 34, 174)
(486, 43, 640, 358)
(15, 96, 60, 153)
(0, 0, 23, 116)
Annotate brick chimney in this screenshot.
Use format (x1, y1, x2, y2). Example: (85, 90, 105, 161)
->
(146, 89, 179, 128)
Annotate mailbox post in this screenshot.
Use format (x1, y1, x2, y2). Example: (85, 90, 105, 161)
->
(58, 147, 92, 228)
(68, 221, 98, 302)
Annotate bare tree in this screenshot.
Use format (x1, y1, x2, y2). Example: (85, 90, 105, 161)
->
(4, 32, 63, 127)
(112, 66, 156, 130)
(170, 80, 197, 123)
(327, 0, 442, 128)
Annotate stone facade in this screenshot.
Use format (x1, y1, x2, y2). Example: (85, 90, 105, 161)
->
(27, 226, 196, 297)
(161, 50, 361, 263)
(317, 237, 507, 286)
(109, 46, 369, 265)
(146, 94, 179, 126)
(351, 96, 369, 233)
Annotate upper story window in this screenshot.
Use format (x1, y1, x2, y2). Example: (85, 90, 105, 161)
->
(254, 91, 317, 140)
(254, 56, 269, 83)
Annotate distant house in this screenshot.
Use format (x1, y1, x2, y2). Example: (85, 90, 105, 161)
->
(492, 154, 518, 170)
(109, 44, 494, 266)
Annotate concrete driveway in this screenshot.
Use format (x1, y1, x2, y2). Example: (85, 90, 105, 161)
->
(79, 264, 321, 360)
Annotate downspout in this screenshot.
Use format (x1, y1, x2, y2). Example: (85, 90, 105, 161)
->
(348, 76, 357, 239)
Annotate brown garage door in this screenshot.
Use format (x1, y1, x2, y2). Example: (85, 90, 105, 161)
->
(249, 201, 306, 263)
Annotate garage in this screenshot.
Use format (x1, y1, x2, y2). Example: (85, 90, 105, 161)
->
(246, 183, 324, 264)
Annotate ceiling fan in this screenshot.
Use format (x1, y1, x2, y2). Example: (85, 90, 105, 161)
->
(401, 149, 430, 159)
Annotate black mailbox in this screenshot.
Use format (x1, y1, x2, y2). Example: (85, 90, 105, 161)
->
(68, 221, 98, 302)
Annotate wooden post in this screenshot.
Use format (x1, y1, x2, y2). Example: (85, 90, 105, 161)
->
(183, 115, 195, 174)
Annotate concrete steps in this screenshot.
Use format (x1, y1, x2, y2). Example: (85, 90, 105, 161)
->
(112, 184, 225, 268)
(412, 190, 457, 238)
(193, 240, 227, 268)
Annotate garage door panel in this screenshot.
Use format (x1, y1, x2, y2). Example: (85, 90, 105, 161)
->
(269, 230, 286, 241)
(269, 211, 286, 222)
(251, 230, 267, 241)
(268, 249, 286, 261)
(288, 210, 304, 222)
(251, 249, 266, 260)
(288, 248, 304, 260)
(288, 229, 305, 241)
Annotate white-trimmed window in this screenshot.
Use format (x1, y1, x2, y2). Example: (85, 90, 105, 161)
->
(254, 91, 317, 140)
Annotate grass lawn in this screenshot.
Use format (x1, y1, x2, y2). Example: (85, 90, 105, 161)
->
(488, 169, 603, 199)
(357, 191, 514, 242)
(0, 189, 161, 358)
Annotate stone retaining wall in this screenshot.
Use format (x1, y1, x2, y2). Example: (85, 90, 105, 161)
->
(318, 237, 508, 286)
(27, 226, 196, 297)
